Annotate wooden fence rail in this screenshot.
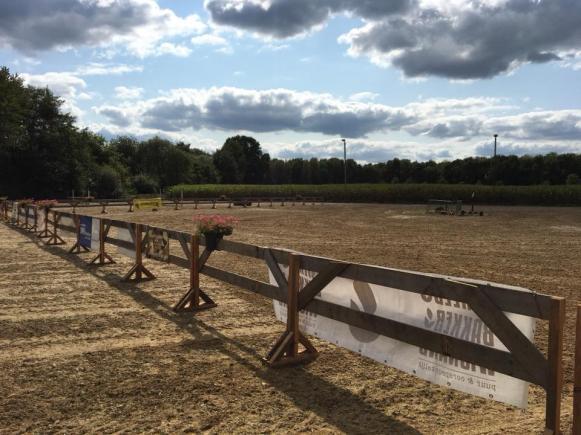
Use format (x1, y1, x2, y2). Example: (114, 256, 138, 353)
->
(0, 202, 566, 434)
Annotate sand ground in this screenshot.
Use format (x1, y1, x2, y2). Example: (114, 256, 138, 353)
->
(1, 203, 579, 433)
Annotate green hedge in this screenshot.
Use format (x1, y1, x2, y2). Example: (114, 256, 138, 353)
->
(167, 184, 581, 206)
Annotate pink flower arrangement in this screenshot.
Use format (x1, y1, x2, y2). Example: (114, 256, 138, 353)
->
(193, 214, 239, 237)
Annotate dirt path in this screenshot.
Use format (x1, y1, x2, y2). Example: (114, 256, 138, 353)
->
(0, 204, 579, 433)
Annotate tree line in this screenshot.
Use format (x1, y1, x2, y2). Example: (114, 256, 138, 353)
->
(1, 66, 580, 199)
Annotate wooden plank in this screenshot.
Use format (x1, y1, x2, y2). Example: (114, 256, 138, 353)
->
(105, 236, 134, 251)
(201, 265, 285, 301)
(197, 249, 211, 272)
(270, 252, 552, 320)
(546, 297, 565, 434)
(264, 249, 288, 293)
(177, 233, 192, 261)
(447, 281, 548, 388)
(298, 261, 349, 310)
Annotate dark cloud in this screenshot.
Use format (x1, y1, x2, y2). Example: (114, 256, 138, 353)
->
(0, 0, 149, 52)
(95, 106, 132, 128)
(94, 87, 581, 143)
(131, 88, 415, 137)
(206, 0, 414, 38)
(0, 0, 205, 56)
(207, 0, 581, 79)
(344, 0, 581, 79)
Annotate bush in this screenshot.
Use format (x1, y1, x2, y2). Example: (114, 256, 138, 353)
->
(132, 174, 159, 194)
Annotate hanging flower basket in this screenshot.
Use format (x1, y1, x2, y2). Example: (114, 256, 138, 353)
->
(193, 215, 239, 251)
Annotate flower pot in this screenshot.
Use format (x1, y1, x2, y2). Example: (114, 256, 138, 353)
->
(204, 232, 223, 251)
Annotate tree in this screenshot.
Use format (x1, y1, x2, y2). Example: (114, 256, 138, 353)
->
(214, 135, 270, 184)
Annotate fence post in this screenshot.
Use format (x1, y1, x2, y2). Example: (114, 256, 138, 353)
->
(89, 219, 115, 266)
(45, 210, 65, 245)
(546, 297, 565, 434)
(122, 223, 155, 282)
(265, 253, 317, 367)
(573, 305, 581, 434)
(174, 234, 216, 312)
(38, 207, 51, 238)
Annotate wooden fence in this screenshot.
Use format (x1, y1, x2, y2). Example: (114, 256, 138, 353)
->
(0, 201, 566, 434)
(46, 196, 325, 213)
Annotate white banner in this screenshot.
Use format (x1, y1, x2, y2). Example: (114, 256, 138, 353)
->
(116, 226, 135, 259)
(270, 265, 535, 408)
(60, 215, 75, 235)
(37, 208, 45, 230)
(91, 218, 100, 250)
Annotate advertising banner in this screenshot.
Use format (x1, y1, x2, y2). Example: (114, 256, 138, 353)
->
(146, 228, 169, 262)
(270, 265, 535, 408)
(60, 215, 75, 235)
(116, 226, 135, 259)
(79, 216, 92, 249)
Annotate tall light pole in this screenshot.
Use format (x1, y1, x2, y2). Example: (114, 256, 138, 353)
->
(493, 134, 498, 157)
(342, 138, 347, 184)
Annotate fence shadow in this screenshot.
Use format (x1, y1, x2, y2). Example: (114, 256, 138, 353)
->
(14, 226, 421, 434)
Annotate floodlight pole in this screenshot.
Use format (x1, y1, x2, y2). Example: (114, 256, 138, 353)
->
(493, 134, 498, 157)
(342, 138, 347, 184)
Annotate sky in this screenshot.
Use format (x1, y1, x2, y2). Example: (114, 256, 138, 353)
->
(1, 0, 581, 162)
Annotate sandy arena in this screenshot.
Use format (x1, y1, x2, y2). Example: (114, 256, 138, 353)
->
(1, 203, 580, 433)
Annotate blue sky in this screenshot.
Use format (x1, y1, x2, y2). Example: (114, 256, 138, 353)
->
(1, 0, 581, 162)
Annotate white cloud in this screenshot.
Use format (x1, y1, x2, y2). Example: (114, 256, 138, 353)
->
(349, 92, 380, 102)
(153, 42, 192, 57)
(76, 63, 143, 76)
(115, 86, 144, 100)
(191, 34, 229, 46)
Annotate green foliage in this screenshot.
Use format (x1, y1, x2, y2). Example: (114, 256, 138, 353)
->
(92, 165, 124, 198)
(168, 183, 581, 206)
(566, 173, 579, 185)
(214, 135, 270, 183)
(131, 174, 159, 194)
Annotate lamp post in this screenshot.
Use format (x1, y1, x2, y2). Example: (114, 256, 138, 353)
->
(493, 134, 498, 157)
(342, 138, 347, 184)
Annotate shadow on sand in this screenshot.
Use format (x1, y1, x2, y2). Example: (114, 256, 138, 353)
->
(14, 224, 421, 434)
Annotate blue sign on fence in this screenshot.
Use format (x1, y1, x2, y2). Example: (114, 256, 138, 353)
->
(79, 216, 92, 248)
